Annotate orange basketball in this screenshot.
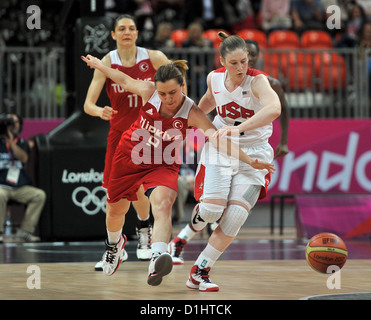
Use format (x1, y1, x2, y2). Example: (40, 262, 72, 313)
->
(305, 232, 348, 274)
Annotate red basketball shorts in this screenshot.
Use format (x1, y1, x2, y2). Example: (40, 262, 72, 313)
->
(106, 152, 180, 203)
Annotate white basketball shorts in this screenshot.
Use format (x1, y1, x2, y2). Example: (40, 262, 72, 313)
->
(194, 141, 273, 209)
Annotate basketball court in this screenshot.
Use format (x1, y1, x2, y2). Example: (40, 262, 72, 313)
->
(1, 203, 370, 301)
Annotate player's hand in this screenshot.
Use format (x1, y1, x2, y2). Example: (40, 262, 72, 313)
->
(81, 54, 102, 69)
(274, 143, 289, 159)
(250, 159, 275, 174)
(100, 106, 118, 121)
(212, 126, 240, 139)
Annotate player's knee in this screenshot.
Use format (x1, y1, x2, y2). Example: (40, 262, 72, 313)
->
(199, 202, 225, 223)
(219, 204, 249, 237)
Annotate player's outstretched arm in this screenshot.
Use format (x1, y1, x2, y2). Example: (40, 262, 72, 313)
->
(81, 55, 154, 100)
(188, 105, 275, 174)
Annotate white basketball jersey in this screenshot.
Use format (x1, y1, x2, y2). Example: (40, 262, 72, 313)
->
(211, 67, 273, 146)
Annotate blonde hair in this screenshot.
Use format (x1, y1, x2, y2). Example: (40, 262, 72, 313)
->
(154, 60, 188, 85)
(218, 31, 247, 59)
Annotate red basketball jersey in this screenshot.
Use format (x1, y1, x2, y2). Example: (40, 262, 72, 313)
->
(119, 91, 194, 166)
(106, 47, 157, 132)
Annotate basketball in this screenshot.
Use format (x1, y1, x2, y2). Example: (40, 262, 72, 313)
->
(305, 232, 348, 274)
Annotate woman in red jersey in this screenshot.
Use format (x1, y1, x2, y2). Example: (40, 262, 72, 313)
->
(82, 55, 275, 286)
(83, 14, 171, 263)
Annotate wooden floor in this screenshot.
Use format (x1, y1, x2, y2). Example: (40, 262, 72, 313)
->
(2, 200, 371, 301)
(2, 259, 371, 300)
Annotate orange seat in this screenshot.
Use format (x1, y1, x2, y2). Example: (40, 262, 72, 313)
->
(263, 61, 281, 79)
(313, 52, 346, 90)
(203, 29, 230, 48)
(171, 29, 188, 48)
(265, 51, 312, 70)
(236, 29, 267, 49)
(301, 30, 333, 48)
(285, 64, 313, 90)
(268, 30, 300, 48)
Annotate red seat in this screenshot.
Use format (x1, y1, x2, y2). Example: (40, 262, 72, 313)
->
(264, 50, 313, 90)
(313, 52, 346, 90)
(236, 29, 267, 49)
(268, 30, 300, 48)
(203, 29, 230, 48)
(265, 51, 312, 70)
(285, 64, 313, 90)
(301, 30, 333, 48)
(171, 29, 188, 48)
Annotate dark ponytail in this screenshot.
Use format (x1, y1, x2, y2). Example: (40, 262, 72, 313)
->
(154, 60, 188, 85)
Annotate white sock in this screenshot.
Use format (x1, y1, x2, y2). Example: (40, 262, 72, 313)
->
(178, 224, 196, 242)
(107, 229, 122, 245)
(195, 243, 222, 269)
(151, 242, 168, 255)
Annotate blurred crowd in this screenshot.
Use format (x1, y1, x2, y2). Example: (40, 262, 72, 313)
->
(1, 0, 371, 51)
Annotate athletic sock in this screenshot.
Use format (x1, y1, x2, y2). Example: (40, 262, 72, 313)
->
(178, 224, 196, 242)
(194, 243, 223, 269)
(107, 229, 122, 245)
(151, 242, 168, 256)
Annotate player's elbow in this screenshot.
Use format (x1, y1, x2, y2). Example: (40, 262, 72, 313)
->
(273, 103, 281, 119)
(83, 101, 93, 116)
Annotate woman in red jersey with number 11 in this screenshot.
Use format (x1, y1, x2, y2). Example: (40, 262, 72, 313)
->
(83, 14, 173, 265)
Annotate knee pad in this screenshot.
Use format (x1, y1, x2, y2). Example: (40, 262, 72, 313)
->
(228, 184, 261, 210)
(199, 202, 225, 223)
(219, 204, 249, 237)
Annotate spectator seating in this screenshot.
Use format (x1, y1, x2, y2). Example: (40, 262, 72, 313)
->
(301, 30, 333, 49)
(171, 29, 188, 48)
(314, 52, 346, 90)
(268, 30, 300, 49)
(236, 29, 267, 49)
(262, 30, 345, 91)
(202, 29, 230, 48)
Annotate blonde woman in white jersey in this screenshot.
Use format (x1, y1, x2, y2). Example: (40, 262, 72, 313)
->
(169, 32, 281, 292)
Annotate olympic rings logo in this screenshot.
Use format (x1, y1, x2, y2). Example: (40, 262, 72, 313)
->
(72, 186, 106, 215)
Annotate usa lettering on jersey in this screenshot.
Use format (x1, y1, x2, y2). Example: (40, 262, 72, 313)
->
(217, 102, 255, 120)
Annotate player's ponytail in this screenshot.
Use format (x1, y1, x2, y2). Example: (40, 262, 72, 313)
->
(218, 31, 247, 59)
(154, 60, 188, 86)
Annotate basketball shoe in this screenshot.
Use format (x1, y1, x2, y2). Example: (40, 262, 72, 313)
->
(136, 224, 152, 261)
(168, 237, 187, 265)
(186, 265, 219, 292)
(94, 249, 128, 271)
(102, 234, 127, 276)
(147, 252, 173, 286)
(190, 203, 207, 232)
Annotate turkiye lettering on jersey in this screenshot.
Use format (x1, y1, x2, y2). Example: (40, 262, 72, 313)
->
(120, 91, 193, 165)
(106, 47, 157, 132)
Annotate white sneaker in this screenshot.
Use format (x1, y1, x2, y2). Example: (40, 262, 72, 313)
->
(15, 229, 40, 242)
(136, 225, 152, 261)
(94, 248, 128, 271)
(102, 234, 127, 276)
(190, 203, 207, 232)
(147, 252, 173, 286)
(168, 237, 187, 265)
(186, 265, 219, 292)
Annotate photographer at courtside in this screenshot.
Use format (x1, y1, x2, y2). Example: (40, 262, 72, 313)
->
(0, 113, 46, 242)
